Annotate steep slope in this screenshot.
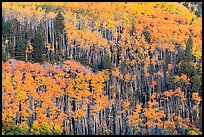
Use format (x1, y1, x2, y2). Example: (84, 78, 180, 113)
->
(2, 2, 202, 135)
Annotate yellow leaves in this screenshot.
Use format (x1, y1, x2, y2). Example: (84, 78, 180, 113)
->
(56, 113, 67, 124)
(179, 73, 188, 80)
(37, 113, 49, 124)
(174, 74, 190, 85)
(94, 21, 100, 28)
(163, 120, 176, 130)
(16, 90, 27, 101)
(73, 109, 86, 118)
(18, 122, 29, 135)
(37, 7, 42, 12)
(91, 73, 105, 95)
(4, 107, 16, 118)
(179, 92, 186, 101)
(53, 85, 64, 98)
(2, 2, 202, 134)
(42, 102, 49, 109)
(135, 104, 142, 112)
(192, 92, 202, 103)
(101, 70, 110, 81)
(53, 124, 63, 135)
(14, 61, 25, 70)
(49, 106, 58, 118)
(192, 17, 202, 27)
(158, 109, 165, 118)
(10, 103, 18, 111)
(105, 129, 111, 134)
(91, 105, 103, 113)
(78, 111, 86, 117)
(31, 121, 40, 134)
(123, 101, 131, 109)
(191, 42, 202, 59)
(85, 73, 92, 81)
(147, 100, 158, 108)
(174, 76, 180, 83)
(150, 92, 157, 99)
(163, 91, 172, 98)
(187, 128, 202, 135)
(4, 40, 9, 45)
(128, 103, 142, 127)
(144, 101, 162, 120)
(102, 17, 116, 30)
(2, 113, 7, 121)
(171, 88, 186, 101)
(144, 110, 153, 119)
(26, 42, 33, 53)
(90, 113, 95, 117)
(124, 74, 131, 82)
(95, 95, 109, 108)
(143, 104, 166, 128)
(66, 120, 70, 124)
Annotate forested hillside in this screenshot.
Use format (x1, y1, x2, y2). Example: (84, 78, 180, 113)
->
(2, 2, 202, 135)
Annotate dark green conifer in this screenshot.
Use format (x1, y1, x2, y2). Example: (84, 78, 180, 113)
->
(14, 39, 26, 61)
(31, 28, 45, 64)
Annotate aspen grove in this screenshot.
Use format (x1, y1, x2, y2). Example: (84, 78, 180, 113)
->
(2, 2, 202, 135)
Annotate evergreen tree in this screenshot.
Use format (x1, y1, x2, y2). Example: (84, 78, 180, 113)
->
(2, 19, 12, 38)
(99, 54, 113, 71)
(10, 18, 21, 58)
(31, 29, 45, 64)
(78, 54, 88, 66)
(54, 11, 65, 64)
(14, 39, 26, 61)
(90, 63, 100, 72)
(2, 52, 8, 62)
(185, 35, 196, 77)
(178, 35, 195, 76)
(54, 11, 65, 36)
(2, 43, 8, 62)
(120, 60, 128, 75)
(185, 35, 193, 61)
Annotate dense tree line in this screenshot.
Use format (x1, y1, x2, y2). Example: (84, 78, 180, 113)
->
(2, 60, 202, 135)
(2, 2, 202, 135)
